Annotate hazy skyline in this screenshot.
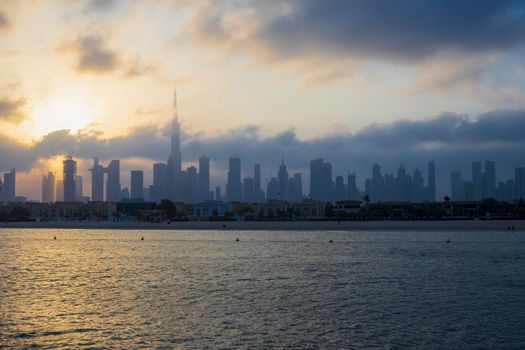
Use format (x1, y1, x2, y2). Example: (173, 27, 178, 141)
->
(1, 0, 525, 199)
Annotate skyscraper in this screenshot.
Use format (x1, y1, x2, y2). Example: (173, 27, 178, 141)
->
(347, 172, 359, 200)
(226, 157, 242, 202)
(167, 86, 182, 201)
(63, 156, 77, 202)
(412, 168, 424, 203)
(254, 164, 264, 202)
(335, 175, 345, 201)
(130, 170, 144, 199)
(151, 163, 167, 202)
(2, 169, 16, 202)
(277, 157, 289, 201)
(288, 173, 303, 203)
(516, 167, 525, 200)
(106, 160, 121, 202)
(75, 175, 83, 200)
(42, 172, 56, 203)
(198, 156, 210, 202)
(450, 171, 462, 201)
(472, 161, 482, 201)
(371, 164, 384, 202)
(310, 158, 324, 200)
(425, 160, 436, 202)
(484, 161, 496, 199)
(242, 177, 255, 202)
(89, 158, 105, 202)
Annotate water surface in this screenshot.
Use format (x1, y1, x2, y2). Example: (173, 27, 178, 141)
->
(1, 229, 524, 349)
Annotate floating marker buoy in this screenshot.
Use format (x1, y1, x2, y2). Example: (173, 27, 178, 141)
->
(236, 237, 239, 242)
(53, 236, 56, 240)
(329, 240, 333, 243)
(141, 236, 144, 241)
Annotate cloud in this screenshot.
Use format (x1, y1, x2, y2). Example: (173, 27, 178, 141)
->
(0, 97, 27, 123)
(2, 109, 524, 185)
(188, 1, 525, 62)
(0, 11, 8, 30)
(86, 0, 117, 12)
(71, 35, 120, 73)
(61, 34, 157, 78)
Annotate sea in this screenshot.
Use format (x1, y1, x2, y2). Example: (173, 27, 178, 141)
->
(1, 228, 524, 349)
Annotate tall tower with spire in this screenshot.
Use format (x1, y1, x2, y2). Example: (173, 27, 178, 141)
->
(167, 85, 182, 200)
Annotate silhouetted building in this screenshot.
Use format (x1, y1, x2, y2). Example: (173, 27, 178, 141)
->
(425, 160, 436, 202)
(347, 173, 359, 200)
(335, 175, 345, 201)
(106, 160, 121, 202)
(472, 161, 482, 201)
(277, 158, 288, 201)
(484, 161, 496, 199)
(288, 173, 303, 203)
(130, 170, 144, 199)
(266, 177, 279, 200)
(516, 167, 525, 200)
(243, 177, 255, 202)
(451, 171, 462, 200)
(75, 175, 83, 200)
(226, 157, 242, 202)
(42, 172, 56, 203)
(151, 163, 167, 202)
(254, 164, 264, 202)
(89, 158, 105, 202)
(2, 169, 16, 203)
(63, 156, 77, 202)
(167, 87, 182, 201)
(412, 168, 424, 203)
(198, 156, 210, 201)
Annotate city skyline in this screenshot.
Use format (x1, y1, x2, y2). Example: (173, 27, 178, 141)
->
(1, 1, 525, 200)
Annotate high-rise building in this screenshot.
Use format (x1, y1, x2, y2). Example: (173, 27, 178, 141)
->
(472, 161, 482, 200)
(254, 164, 264, 202)
(151, 163, 167, 202)
(181, 166, 198, 203)
(450, 171, 462, 201)
(56, 180, 64, 201)
(484, 161, 496, 199)
(516, 167, 525, 200)
(425, 160, 436, 202)
(335, 176, 345, 201)
(167, 87, 182, 201)
(226, 157, 242, 202)
(2, 169, 16, 202)
(63, 156, 77, 202)
(130, 170, 144, 199)
(266, 177, 279, 200)
(412, 169, 424, 203)
(89, 158, 105, 202)
(106, 160, 121, 202)
(198, 156, 210, 202)
(243, 177, 255, 202)
(277, 158, 288, 201)
(42, 172, 56, 203)
(371, 164, 384, 202)
(215, 186, 223, 202)
(347, 173, 359, 200)
(310, 158, 324, 200)
(75, 175, 83, 200)
(288, 173, 303, 203)
(322, 162, 335, 202)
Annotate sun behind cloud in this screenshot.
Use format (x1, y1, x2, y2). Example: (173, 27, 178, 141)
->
(30, 91, 98, 137)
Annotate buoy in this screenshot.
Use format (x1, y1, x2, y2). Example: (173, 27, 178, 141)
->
(53, 236, 56, 240)
(446, 239, 451, 243)
(236, 237, 239, 242)
(329, 240, 333, 243)
(141, 236, 144, 241)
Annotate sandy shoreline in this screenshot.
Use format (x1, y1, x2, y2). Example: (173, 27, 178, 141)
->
(0, 220, 523, 231)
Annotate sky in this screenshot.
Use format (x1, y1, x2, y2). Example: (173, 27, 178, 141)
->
(1, 0, 525, 200)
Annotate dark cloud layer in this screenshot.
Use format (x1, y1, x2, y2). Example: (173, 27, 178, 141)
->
(191, 0, 525, 61)
(1, 110, 524, 197)
(0, 97, 26, 123)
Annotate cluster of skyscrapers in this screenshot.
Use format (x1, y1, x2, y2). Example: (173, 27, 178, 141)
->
(450, 161, 525, 202)
(2, 88, 525, 205)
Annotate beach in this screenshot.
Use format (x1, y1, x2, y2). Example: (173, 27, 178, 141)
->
(0, 219, 522, 231)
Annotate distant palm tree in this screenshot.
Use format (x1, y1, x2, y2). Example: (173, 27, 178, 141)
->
(362, 194, 370, 204)
(443, 195, 451, 203)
